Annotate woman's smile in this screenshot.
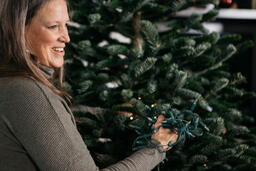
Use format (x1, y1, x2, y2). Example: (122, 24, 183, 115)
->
(52, 47, 65, 56)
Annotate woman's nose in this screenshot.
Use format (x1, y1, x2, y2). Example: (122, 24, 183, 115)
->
(59, 27, 70, 43)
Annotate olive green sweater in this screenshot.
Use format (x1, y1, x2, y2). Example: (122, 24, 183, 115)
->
(0, 66, 165, 171)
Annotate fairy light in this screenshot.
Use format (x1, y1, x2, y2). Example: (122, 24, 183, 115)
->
(151, 104, 156, 107)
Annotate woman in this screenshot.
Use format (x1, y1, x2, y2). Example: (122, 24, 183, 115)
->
(0, 0, 178, 170)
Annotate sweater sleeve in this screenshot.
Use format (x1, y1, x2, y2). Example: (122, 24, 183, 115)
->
(2, 78, 165, 171)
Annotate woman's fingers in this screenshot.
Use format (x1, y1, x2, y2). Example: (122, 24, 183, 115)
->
(154, 115, 165, 128)
(166, 132, 179, 150)
(169, 130, 178, 144)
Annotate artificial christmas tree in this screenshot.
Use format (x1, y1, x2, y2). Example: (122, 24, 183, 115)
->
(64, 0, 256, 170)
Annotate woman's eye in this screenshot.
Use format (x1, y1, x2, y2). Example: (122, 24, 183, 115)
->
(48, 25, 58, 29)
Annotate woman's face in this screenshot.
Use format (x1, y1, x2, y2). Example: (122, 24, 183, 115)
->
(25, 0, 70, 68)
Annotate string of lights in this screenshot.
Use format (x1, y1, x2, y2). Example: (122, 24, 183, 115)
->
(132, 99, 209, 152)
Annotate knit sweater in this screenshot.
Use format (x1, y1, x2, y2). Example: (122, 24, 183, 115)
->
(0, 66, 165, 171)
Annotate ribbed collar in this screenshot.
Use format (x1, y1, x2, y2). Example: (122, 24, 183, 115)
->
(38, 64, 55, 79)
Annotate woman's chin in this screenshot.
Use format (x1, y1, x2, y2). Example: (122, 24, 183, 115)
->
(49, 59, 64, 68)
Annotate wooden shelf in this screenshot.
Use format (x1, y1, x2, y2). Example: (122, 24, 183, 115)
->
(176, 7, 256, 20)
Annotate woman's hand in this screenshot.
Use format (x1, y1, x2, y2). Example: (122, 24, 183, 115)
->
(151, 115, 178, 151)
